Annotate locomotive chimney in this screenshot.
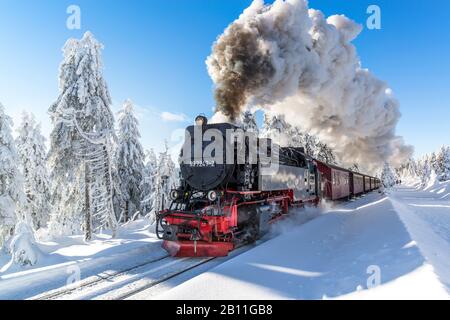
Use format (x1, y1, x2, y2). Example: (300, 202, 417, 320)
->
(195, 115, 208, 127)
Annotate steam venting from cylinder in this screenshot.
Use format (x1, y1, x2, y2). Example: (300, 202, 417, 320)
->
(206, 0, 413, 173)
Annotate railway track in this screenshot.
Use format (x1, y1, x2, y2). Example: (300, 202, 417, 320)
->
(113, 257, 216, 300)
(112, 242, 257, 300)
(31, 254, 172, 300)
(29, 232, 279, 300)
(30, 242, 257, 300)
(30, 253, 220, 300)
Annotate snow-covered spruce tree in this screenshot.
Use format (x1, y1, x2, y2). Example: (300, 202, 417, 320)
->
(16, 112, 51, 230)
(348, 163, 360, 172)
(415, 159, 424, 182)
(420, 158, 432, 186)
(429, 152, 438, 173)
(260, 114, 290, 145)
(301, 133, 318, 157)
(141, 149, 157, 215)
(149, 143, 178, 222)
(261, 113, 339, 163)
(436, 146, 450, 181)
(47, 32, 118, 240)
(398, 157, 422, 184)
(404, 158, 419, 180)
(316, 142, 337, 165)
(9, 221, 41, 266)
(241, 111, 259, 134)
(261, 114, 302, 148)
(381, 162, 397, 189)
(287, 126, 304, 149)
(114, 100, 145, 222)
(0, 103, 25, 249)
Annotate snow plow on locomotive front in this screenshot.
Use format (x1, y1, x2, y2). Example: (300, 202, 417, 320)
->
(156, 116, 321, 257)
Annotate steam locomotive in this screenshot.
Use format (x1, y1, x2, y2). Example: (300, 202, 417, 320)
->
(156, 116, 380, 257)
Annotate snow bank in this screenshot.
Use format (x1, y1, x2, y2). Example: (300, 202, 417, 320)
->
(339, 264, 447, 300)
(9, 222, 42, 267)
(404, 176, 450, 200)
(428, 180, 450, 200)
(423, 170, 440, 191)
(391, 183, 450, 291)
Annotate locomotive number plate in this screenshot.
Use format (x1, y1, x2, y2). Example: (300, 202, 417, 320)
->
(190, 160, 216, 167)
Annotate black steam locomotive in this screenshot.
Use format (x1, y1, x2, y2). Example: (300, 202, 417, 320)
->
(157, 115, 322, 257)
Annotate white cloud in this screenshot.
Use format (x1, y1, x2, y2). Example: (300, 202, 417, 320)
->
(160, 111, 189, 122)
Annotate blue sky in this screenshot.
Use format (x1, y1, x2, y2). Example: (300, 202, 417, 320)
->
(0, 0, 449, 157)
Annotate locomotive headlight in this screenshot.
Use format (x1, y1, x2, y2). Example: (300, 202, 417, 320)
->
(207, 190, 218, 202)
(170, 190, 180, 201)
(195, 115, 208, 126)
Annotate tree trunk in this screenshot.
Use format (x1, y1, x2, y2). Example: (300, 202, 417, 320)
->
(85, 161, 92, 241)
(125, 201, 129, 222)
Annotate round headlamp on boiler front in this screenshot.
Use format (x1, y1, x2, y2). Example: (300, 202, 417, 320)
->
(207, 190, 218, 202)
(170, 189, 181, 201)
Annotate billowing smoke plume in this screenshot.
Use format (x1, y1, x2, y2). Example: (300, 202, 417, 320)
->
(206, 0, 413, 172)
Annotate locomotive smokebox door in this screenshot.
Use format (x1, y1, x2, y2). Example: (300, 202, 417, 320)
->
(179, 123, 237, 191)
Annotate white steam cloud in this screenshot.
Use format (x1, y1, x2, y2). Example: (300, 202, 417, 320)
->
(206, 0, 413, 173)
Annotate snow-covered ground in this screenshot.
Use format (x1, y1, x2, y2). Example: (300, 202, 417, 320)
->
(1, 181, 449, 300)
(0, 220, 165, 299)
(158, 182, 450, 300)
